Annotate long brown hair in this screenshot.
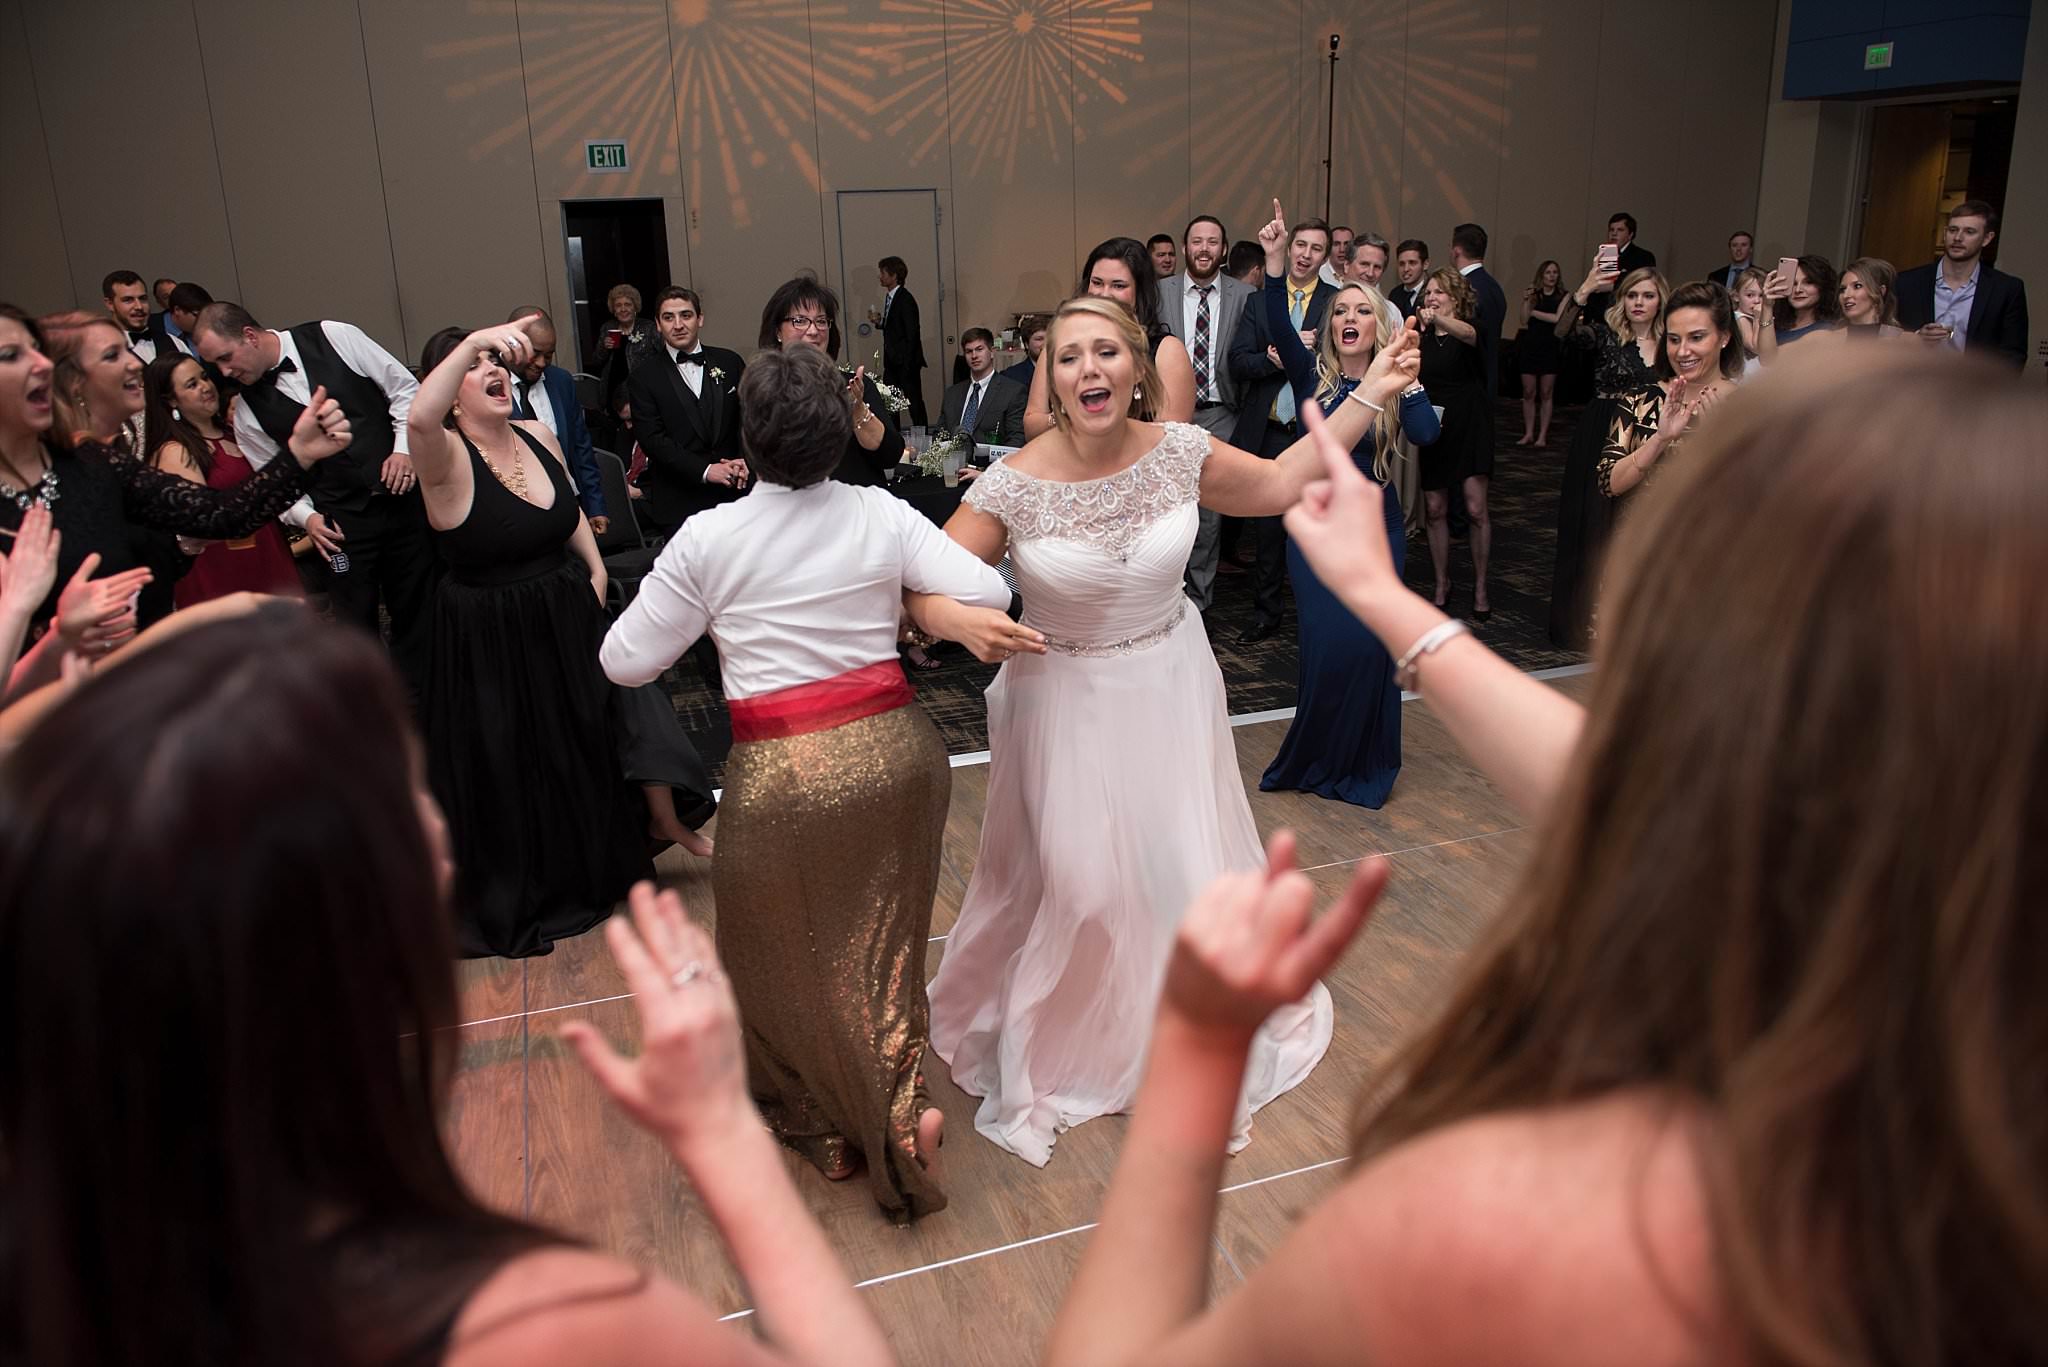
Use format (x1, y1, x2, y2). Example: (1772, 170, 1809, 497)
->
(0, 608, 560, 1366)
(141, 353, 215, 476)
(1351, 350, 2048, 1364)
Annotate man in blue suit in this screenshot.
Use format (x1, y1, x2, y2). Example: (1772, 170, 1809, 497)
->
(506, 307, 610, 535)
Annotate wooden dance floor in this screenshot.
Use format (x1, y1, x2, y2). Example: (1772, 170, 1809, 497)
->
(448, 671, 1592, 1364)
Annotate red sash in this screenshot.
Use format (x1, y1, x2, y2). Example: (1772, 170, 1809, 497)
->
(726, 660, 913, 743)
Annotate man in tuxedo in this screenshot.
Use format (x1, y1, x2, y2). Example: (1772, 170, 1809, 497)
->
(194, 300, 437, 698)
(1228, 217, 1336, 640)
(999, 316, 1048, 390)
(1148, 234, 1178, 278)
(940, 329, 1028, 455)
(1589, 213, 1657, 320)
(504, 306, 610, 535)
(103, 270, 186, 365)
(1159, 214, 1254, 609)
(1708, 231, 1755, 291)
(1389, 240, 1429, 318)
(150, 277, 178, 339)
(877, 255, 928, 426)
(626, 286, 748, 532)
(1896, 200, 2029, 370)
(1451, 222, 1507, 400)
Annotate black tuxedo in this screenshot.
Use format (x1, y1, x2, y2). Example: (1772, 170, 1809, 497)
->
(1225, 277, 1337, 451)
(1388, 281, 1422, 319)
(626, 342, 747, 530)
(1590, 241, 1657, 320)
(1895, 260, 2029, 370)
(1706, 261, 1752, 292)
(1465, 265, 1507, 398)
(939, 371, 1027, 450)
(881, 286, 928, 425)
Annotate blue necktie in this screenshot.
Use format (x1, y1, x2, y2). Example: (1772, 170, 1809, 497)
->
(961, 380, 983, 433)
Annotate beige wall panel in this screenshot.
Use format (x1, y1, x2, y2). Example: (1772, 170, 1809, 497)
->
(1071, 2, 1191, 259)
(516, 0, 682, 205)
(1187, 0, 1307, 249)
(1488, 0, 1599, 296)
(1581, 0, 1676, 269)
(21, 0, 239, 310)
(940, 2, 1079, 328)
(359, 0, 551, 361)
(1393, 0, 1509, 256)
(0, 0, 76, 313)
(668, 1, 826, 323)
(192, 0, 402, 350)
(1662, 1, 1776, 283)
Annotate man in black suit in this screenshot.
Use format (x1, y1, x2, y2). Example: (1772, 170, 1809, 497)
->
(1895, 200, 2029, 370)
(1707, 230, 1755, 291)
(1228, 216, 1336, 641)
(1589, 212, 1657, 320)
(103, 269, 187, 365)
(1450, 223, 1507, 400)
(940, 329, 1028, 456)
(626, 286, 749, 533)
(999, 316, 1048, 391)
(1389, 239, 1429, 319)
(877, 255, 928, 426)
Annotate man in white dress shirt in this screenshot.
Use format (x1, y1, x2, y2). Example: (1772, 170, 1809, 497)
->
(1156, 214, 1254, 610)
(194, 300, 438, 698)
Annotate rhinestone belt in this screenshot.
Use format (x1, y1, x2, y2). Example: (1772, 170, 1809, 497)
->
(1037, 599, 1187, 658)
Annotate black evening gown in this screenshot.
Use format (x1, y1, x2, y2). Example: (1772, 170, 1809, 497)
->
(1548, 323, 1660, 649)
(1416, 331, 1493, 491)
(425, 429, 714, 958)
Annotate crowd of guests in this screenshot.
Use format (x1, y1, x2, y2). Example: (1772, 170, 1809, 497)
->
(0, 189, 2038, 1365)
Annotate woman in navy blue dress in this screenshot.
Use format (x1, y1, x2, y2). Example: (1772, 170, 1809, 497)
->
(1256, 226, 1440, 808)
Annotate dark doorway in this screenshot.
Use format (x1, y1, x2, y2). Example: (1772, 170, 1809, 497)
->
(1859, 96, 2017, 272)
(563, 199, 672, 373)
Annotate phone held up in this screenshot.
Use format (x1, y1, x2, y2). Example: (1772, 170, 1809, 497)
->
(1596, 243, 1620, 275)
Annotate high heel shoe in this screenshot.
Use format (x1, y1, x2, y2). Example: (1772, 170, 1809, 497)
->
(1473, 604, 1493, 623)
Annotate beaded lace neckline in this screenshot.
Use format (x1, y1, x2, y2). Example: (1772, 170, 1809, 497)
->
(964, 422, 1207, 559)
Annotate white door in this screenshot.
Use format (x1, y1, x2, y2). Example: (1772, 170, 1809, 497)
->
(836, 189, 944, 423)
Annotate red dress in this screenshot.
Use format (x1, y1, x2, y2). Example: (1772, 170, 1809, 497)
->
(172, 438, 305, 608)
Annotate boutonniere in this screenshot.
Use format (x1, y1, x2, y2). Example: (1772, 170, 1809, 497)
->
(709, 366, 727, 385)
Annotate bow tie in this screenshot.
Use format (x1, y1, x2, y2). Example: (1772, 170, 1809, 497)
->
(127, 329, 151, 344)
(676, 350, 705, 367)
(266, 356, 298, 379)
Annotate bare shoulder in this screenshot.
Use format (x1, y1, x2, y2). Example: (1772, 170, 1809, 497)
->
(514, 419, 567, 462)
(445, 1247, 758, 1367)
(1338, 1091, 1737, 1367)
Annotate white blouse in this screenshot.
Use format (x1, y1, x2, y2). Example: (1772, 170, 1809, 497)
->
(600, 480, 1011, 699)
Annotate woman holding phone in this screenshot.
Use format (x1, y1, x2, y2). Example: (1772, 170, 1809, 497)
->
(1547, 261, 1666, 649)
(1758, 254, 1844, 360)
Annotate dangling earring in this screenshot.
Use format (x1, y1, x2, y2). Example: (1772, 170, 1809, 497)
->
(171, 407, 183, 423)
(1133, 386, 1144, 400)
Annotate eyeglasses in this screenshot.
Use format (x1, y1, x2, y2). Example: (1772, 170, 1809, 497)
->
(783, 316, 830, 333)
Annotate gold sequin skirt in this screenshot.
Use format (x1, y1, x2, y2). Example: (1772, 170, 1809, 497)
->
(713, 701, 950, 1222)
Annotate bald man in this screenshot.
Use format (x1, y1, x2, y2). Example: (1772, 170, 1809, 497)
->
(505, 306, 609, 535)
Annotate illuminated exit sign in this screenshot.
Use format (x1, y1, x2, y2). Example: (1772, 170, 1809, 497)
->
(584, 141, 629, 173)
(1864, 42, 1894, 70)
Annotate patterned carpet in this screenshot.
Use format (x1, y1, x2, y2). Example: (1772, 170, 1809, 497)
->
(657, 396, 1587, 780)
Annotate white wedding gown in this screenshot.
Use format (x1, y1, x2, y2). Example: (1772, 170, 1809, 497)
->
(928, 422, 1334, 1166)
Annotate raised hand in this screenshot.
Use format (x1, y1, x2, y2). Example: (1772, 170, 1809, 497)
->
(1258, 197, 1290, 277)
(1579, 258, 1619, 296)
(286, 385, 353, 464)
(1285, 397, 1404, 606)
(1361, 315, 1423, 403)
(1657, 376, 1696, 441)
(0, 503, 62, 615)
(466, 316, 539, 370)
(1161, 831, 1386, 1041)
(54, 552, 153, 657)
(559, 883, 755, 1153)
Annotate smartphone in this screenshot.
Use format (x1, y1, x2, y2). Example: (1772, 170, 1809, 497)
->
(1776, 256, 1799, 283)
(1596, 243, 1619, 274)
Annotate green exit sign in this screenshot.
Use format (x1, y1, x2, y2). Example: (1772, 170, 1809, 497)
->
(1864, 42, 1894, 70)
(584, 140, 629, 173)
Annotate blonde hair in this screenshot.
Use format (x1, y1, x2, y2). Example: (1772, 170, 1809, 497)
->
(1603, 267, 1668, 341)
(39, 311, 129, 450)
(1309, 285, 1403, 480)
(1043, 296, 1163, 429)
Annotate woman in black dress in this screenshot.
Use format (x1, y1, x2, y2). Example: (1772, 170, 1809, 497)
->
(1546, 263, 1666, 649)
(409, 321, 714, 959)
(1415, 268, 1495, 619)
(1515, 260, 1566, 447)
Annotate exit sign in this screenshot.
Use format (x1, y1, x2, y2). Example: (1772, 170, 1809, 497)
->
(1864, 42, 1894, 70)
(584, 140, 629, 173)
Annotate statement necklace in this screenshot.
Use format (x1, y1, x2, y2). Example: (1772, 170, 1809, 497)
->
(0, 458, 57, 512)
(477, 441, 529, 501)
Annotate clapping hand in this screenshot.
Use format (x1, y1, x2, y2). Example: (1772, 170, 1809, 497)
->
(54, 552, 153, 658)
(560, 883, 755, 1153)
(1656, 376, 1710, 443)
(1284, 395, 1403, 606)
(1162, 831, 1386, 1042)
(286, 385, 353, 464)
(1258, 198, 1290, 279)
(0, 503, 62, 616)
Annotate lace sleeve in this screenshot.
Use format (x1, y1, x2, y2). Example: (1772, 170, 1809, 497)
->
(109, 444, 315, 536)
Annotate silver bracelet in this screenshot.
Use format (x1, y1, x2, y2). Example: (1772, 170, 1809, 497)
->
(1393, 619, 1472, 691)
(1346, 387, 1385, 414)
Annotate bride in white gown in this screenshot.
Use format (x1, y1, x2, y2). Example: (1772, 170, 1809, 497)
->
(914, 256, 1422, 1164)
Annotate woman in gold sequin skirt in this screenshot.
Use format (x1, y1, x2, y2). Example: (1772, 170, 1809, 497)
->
(600, 340, 1028, 1220)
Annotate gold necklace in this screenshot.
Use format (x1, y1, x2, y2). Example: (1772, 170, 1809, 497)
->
(476, 438, 529, 500)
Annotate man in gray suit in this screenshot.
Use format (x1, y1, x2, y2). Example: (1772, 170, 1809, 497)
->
(1157, 213, 1253, 610)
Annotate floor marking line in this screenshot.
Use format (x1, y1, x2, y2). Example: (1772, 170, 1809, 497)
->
(1297, 825, 1527, 875)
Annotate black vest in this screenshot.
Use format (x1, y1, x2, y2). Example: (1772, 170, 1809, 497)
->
(239, 322, 396, 513)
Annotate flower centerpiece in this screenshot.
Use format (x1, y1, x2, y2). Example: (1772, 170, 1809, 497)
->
(915, 428, 971, 478)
